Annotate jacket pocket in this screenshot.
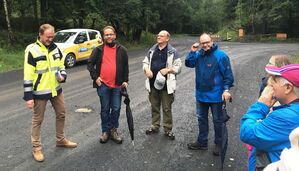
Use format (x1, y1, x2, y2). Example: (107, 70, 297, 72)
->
(167, 74, 176, 93)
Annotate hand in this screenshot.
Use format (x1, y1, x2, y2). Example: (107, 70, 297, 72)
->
(191, 42, 200, 52)
(144, 68, 153, 78)
(26, 100, 34, 109)
(121, 82, 128, 88)
(258, 86, 277, 107)
(160, 68, 170, 76)
(96, 77, 102, 86)
(57, 76, 65, 82)
(56, 72, 65, 82)
(222, 91, 232, 102)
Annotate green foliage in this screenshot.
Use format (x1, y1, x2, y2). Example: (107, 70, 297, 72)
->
(1, 0, 299, 72)
(85, 12, 107, 30)
(292, 55, 299, 64)
(118, 31, 156, 49)
(0, 48, 24, 72)
(0, 30, 36, 50)
(217, 28, 238, 41)
(230, 0, 299, 37)
(2, 0, 299, 43)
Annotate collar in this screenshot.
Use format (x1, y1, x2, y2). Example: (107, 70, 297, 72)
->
(203, 43, 218, 55)
(273, 98, 299, 110)
(155, 44, 168, 52)
(36, 39, 56, 51)
(290, 98, 299, 104)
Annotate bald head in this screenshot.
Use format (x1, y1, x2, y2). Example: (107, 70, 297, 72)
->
(199, 33, 213, 51)
(157, 30, 170, 46)
(199, 33, 212, 43)
(159, 30, 170, 37)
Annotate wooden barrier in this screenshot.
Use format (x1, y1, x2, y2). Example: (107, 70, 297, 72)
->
(239, 28, 244, 37)
(276, 33, 287, 40)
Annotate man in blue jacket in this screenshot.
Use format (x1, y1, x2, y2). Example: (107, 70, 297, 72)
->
(185, 33, 234, 155)
(240, 64, 299, 171)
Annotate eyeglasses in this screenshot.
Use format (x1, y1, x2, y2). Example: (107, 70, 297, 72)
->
(104, 34, 115, 37)
(200, 41, 211, 45)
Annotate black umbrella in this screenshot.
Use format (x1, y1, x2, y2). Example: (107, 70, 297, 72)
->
(121, 87, 134, 144)
(220, 122, 228, 170)
(222, 99, 231, 123)
(220, 99, 232, 170)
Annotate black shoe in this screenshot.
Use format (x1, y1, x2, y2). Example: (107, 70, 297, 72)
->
(145, 127, 159, 134)
(187, 142, 208, 150)
(212, 144, 220, 156)
(164, 131, 175, 140)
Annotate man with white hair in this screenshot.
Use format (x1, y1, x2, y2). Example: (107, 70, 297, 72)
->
(240, 64, 299, 171)
(142, 30, 182, 140)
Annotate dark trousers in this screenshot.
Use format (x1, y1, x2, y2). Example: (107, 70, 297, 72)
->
(196, 101, 223, 146)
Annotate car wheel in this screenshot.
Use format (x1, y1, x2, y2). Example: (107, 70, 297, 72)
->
(65, 53, 76, 68)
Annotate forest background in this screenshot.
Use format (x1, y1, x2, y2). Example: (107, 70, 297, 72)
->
(1, 0, 299, 72)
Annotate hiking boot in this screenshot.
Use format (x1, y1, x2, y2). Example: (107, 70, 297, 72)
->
(56, 138, 77, 148)
(145, 126, 159, 134)
(164, 131, 175, 140)
(110, 128, 123, 144)
(99, 132, 110, 144)
(32, 149, 44, 162)
(187, 142, 208, 150)
(213, 144, 220, 156)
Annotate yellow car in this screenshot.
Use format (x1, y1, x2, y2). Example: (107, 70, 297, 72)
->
(54, 29, 103, 68)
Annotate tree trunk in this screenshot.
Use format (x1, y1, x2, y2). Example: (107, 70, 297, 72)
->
(111, 19, 125, 37)
(34, 0, 41, 26)
(288, 8, 293, 37)
(78, 9, 85, 28)
(40, 0, 48, 22)
(91, 18, 96, 28)
(3, 0, 15, 44)
(251, 0, 255, 34)
(132, 29, 142, 41)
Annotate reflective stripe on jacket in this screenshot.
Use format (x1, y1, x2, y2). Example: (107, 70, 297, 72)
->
(23, 39, 66, 100)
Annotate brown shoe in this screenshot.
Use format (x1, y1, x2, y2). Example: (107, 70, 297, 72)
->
(99, 132, 110, 144)
(56, 138, 77, 148)
(32, 149, 44, 162)
(110, 128, 123, 144)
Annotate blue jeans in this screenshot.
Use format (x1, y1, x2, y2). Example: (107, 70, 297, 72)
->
(196, 101, 223, 146)
(96, 84, 121, 133)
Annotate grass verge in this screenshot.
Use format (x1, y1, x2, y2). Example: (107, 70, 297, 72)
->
(0, 48, 24, 73)
(292, 55, 299, 64)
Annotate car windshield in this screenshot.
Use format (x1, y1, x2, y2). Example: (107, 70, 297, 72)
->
(54, 32, 77, 43)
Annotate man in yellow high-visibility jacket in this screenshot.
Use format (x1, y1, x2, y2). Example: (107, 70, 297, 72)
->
(23, 24, 77, 162)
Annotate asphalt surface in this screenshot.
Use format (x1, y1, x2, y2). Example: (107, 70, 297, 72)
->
(0, 37, 299, 171)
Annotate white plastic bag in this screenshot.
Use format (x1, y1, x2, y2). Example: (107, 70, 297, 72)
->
(264, 127, 299, 171)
